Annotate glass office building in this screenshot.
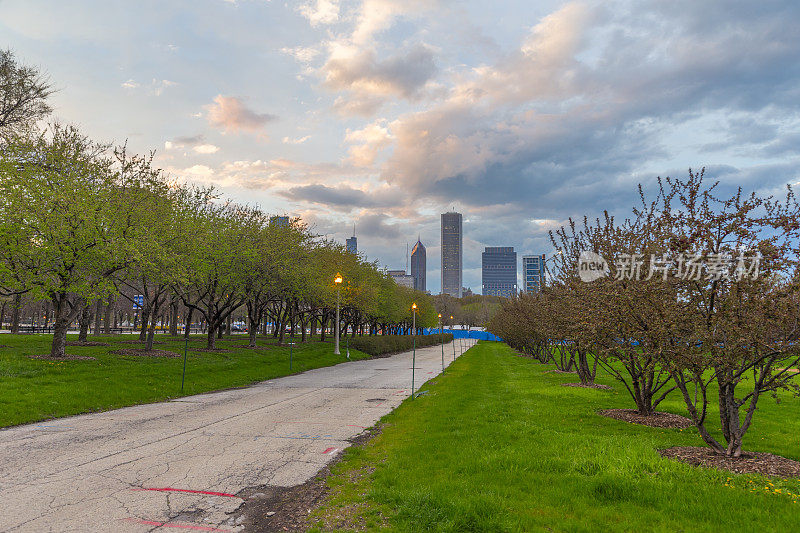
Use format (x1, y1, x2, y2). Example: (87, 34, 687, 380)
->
(482, 247, 517, 297)
(522, 254, 546, 293)
(411, 239, 426, 291)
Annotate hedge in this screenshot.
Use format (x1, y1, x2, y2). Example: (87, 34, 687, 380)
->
(347, 333, 454, 357)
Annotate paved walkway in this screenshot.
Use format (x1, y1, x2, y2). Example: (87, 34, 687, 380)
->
(0, 339, 475, 532)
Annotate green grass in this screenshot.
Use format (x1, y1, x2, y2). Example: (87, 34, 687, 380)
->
(311, 341, 800, 532)
(0, 333, 371, 427)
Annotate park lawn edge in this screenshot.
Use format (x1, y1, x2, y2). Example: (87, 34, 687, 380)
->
(307, 341, 800, 533)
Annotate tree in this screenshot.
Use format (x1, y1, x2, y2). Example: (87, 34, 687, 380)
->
(0, 124, 143, 357)
(652, 171, 800, 456)
(0, 49, 53, 135)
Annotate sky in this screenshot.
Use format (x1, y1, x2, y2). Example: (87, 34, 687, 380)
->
(2, 0, 799, 294)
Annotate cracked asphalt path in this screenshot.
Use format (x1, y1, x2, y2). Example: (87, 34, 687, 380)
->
(0, 339, 474, 532)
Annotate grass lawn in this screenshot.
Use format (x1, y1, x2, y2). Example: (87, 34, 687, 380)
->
(311, 341, 800, 532)
(0, 333, 369, 428)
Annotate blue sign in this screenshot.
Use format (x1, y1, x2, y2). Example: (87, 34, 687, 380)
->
(133, 295, 144, 310)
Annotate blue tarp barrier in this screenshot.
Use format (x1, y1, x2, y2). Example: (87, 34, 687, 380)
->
(419, 328, 502, 342)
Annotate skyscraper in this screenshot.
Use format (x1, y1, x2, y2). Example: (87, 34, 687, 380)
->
(482, 247, 517, 297)
(410, 238, 426, 292)
(522, 254, 546, 293)
(270, 215, 290, 227)
(346, 226, 357, 254)
(388, 269, 414, 288)
(441, 211, 462, 298)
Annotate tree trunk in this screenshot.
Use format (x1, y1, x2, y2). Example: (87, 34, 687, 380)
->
(170, 301, 178, 336)
(49, 295, 80, 358)
(93, 300, 102, 335)
(104, 300, 112, 334)
(139, 306, 150, 341)
(146, 310, 158, 351)
(11, 294, 21, 334)
(0, 300, 5, 330)
(217, 324, 224, 339)
(184, 308, 193, 338)
(207, 322, 217, 349)
(78, 305, 92, 342)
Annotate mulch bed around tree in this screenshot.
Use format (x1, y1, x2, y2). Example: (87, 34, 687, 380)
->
(117, 339, 165, 345)
(192, 348, 232, 353)
(111, 348, 180, 358)
(562, 382, 613, 390)
(544, 369, 577, 374)
(597, 408, 693, 429)
(28, 354, 96, 361)
(230, 427, 380, 532)
(659, 446, 800, 478)
(65, 341, 109, 347)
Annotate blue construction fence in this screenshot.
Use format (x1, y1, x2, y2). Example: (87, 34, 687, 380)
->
(419, 328, 502, 342)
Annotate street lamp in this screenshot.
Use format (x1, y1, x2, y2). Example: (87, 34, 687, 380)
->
(334, 273, 343, 355)
(438, 313, 444, 370)
(450, 315, 455, 361)
(411, 302, 418, 398)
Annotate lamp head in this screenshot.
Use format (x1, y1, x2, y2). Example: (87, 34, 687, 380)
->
(411, 302, 417, 310)
(334, 273, 343, 284)
(438, 313, 442, 318)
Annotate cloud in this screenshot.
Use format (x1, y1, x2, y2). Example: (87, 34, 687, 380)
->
(280, 184, 373, 208)
(205, 95, 277, 133)
(165, 134, 218, 154)
(282, 135, 311, 144)
(280, 46, 321, 63)
(121, 78, 177, 96)
(193, 144, 220, 154)
(298, 0, 340, 26)
(345, 120, 392, 166)
(323, 44, 437, 115)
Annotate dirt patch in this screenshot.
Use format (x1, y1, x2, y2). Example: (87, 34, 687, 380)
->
(193, 348, 232, 353)
(562, 382, 613, 390)
(28, 354, 96, 361)
(117, 339, 165, 345)
(111, 348, 180, 358)
(65, 341, 110, 347)
(659, 446, 800, 478)
(0, 344, 10, 348)
(233, 428, 379, 532)
(598, 408, 693, 429)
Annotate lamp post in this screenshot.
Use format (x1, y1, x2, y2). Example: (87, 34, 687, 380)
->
(334, 273, 343, 355)
(411, 302, 417, 398)
(438, 313, 444, 370)
(450, 315, 455, 361)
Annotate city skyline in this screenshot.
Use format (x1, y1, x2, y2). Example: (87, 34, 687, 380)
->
(4, 1, 798, 293)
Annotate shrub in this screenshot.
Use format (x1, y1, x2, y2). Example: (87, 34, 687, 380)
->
(348, 333, 454, 357)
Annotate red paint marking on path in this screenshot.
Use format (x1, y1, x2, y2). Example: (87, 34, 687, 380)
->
(122, 518, 232, 531)
(131, 487, 241, 498)
(322, 447, 339, 454)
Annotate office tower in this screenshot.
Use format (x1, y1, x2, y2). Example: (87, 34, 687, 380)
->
(270, 216, 290, 227)
(522, 254, 546, 293)
(441, 211, 462, 297)
(482, 247, 518, 297)
(387, 269, 414, 288)
(346, 226, 357, 254)
(410, 238, 426, 291)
